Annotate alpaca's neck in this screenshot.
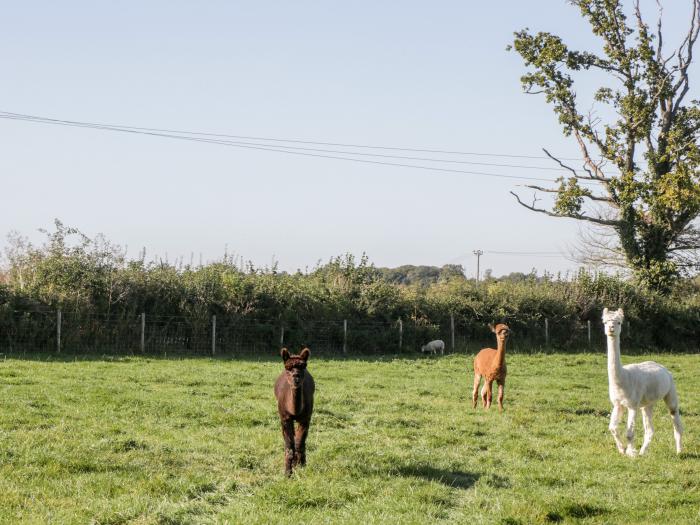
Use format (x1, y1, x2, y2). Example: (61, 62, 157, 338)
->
(606, 334, 624, 386)
(288, 386, 304, 415)
(495, 339, 506, 368)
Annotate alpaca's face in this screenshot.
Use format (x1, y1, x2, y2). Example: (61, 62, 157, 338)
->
(602, 308, 624, 337)
(493, 324, 510, 342)
(281, 347, 311, 388)
(285, 360, 307, 387)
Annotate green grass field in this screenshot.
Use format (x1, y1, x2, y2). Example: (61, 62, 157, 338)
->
(0, 351, 698, 524)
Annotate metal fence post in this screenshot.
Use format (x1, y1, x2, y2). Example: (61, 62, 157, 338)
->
(211, 315, 216, 356)
(141, 313, 146, 353)
(56, 310, 62, 354)
(398, 318, 403, 351)
(450, 314, 455, 354)
(280, 324, 284, 347)
(545, 318, 549, 346)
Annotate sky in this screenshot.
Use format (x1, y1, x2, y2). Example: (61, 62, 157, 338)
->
(1, 1, 697, 278)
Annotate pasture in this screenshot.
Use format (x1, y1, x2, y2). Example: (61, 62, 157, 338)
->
(0, 351, 699, 524)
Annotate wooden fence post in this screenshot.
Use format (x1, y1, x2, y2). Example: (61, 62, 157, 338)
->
(587, 320, 591, 349)
(141, 313, 146, 353)
(342, 319, 347, 354)
(450, 314, 455, 354)
(545, 318, 549, 346)
(211, 315, 216, 356)
(398, 318, 403, 351)
(56, 310, 62, 354)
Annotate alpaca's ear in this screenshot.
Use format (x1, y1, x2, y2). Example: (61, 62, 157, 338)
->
(299, 347, 310, 361)
(281, 348, 291, 362)
(488, 323, 496, 333)
(603, 307, 609, 316)
(617, 308, 624, 318)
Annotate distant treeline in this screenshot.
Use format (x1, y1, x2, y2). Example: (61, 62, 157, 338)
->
(1, 221, 699, 351)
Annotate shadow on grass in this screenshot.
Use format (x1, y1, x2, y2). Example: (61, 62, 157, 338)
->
(559, 406, 609, 417)
(395, 464, 480, 489)
(546, 503, 608, 522)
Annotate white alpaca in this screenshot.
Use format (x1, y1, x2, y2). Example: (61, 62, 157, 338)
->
(603, 308, 683, 456)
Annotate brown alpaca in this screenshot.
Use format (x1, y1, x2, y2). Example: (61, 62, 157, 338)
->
(472, 323, 510, 411)
(274, 347, 315, 476)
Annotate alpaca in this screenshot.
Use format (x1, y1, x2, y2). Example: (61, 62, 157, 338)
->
(603, 308, 683, 456)
(472, 323, 510, 411)
(274, 347, 315, 475)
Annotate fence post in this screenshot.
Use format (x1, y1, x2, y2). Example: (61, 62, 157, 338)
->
(56, 309, 62, 354)
(450, 314, 455, 354)
(141, 313, 146, 353)
(398, 318, 403, 351)
(211, 315, 216, 356)
(342, 319, 347, 354)
(545, 318, 549, 346)
(587, 320, 591, 349)
(280, 324, 285, 347)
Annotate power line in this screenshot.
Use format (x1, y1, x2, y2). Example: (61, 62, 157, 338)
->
(451, 250, 571, 260)
(0, 112, 575, 172)
(486, 251, 570, 258)
(0, 110, 605, 184)
(0, 110, 597, 161)
(487, 250, 564, 255)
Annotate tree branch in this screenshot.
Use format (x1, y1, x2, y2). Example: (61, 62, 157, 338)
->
(671, 0, 700, 115)
(571, 224, 628, 269)
(522, 184, 614, 203)
(510, 191, 620, 226)
(542, 148, 579, 178)
(572, 129, 613, 182)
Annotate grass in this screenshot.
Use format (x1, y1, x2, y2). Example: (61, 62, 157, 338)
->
(0, 351, 699, 524)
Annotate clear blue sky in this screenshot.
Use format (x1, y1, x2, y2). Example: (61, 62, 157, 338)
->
(1, 1, 696, 277)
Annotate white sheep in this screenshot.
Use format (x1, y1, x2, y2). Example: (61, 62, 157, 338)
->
(420, 339, 445, 355)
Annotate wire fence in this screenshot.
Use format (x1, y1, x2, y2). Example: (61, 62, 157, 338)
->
(0, 308, 640, 356)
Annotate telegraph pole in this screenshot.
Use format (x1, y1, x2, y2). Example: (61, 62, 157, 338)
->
(473, 249, 483, 282)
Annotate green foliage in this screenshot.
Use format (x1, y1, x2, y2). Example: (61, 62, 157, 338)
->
(510, 1, 700, 292)
(2, 224, 700, 351)
(377, 264, 466, 286)
(553, 177, 590, 215)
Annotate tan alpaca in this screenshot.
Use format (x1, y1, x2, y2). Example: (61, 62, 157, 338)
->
(472, 323, 510, 411)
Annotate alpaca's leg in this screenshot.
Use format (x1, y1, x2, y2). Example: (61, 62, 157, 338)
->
(480, 382, 488, 408)
(624, 408, 638, 457)
(639, 405, 654, 455)
(497, 380, 505, 412)
(664, 384, 683, 454)
(281, 419, 296, 475)
(472, 374, 481, 408)
(294, 418, 310, 467)
(609, 404, 625, 454)
(671, 409, 683, 454)
(484, 381, 493, 409)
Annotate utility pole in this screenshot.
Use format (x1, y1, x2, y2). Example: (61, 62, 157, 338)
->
(473, 250, 483, 282)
